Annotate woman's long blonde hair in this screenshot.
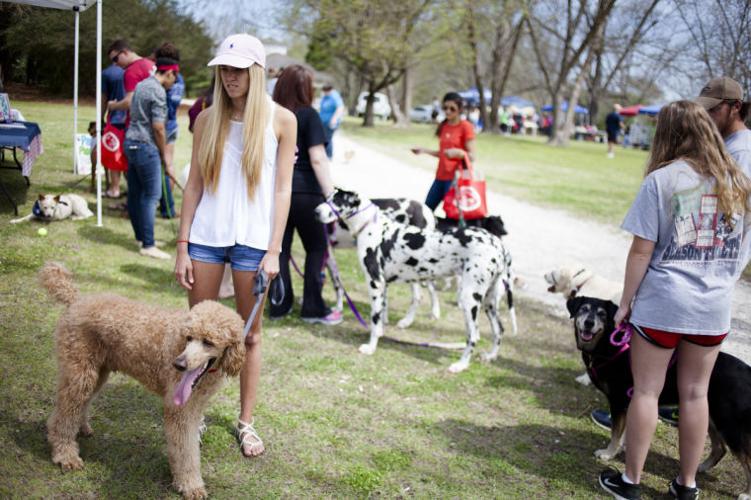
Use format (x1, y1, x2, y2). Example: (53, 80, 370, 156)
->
(197, 64, 269, 199)
(646, 100, 751, 220)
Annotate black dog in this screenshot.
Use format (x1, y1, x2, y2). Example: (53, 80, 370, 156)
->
(567, 296, 751, 499)
(436, 215, 508, 238)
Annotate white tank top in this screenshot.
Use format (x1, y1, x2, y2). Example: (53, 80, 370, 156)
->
(189, 98, 278, 250)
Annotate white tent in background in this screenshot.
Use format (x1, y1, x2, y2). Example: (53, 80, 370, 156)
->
(4, 0, 105, 226)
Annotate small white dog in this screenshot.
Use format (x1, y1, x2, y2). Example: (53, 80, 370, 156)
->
(11, 194, 94, 224)
(544, 265, 621, 304)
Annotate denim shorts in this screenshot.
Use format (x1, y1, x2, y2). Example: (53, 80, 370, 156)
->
(188, 242, 265, 271)
(167, 127, 178, 144)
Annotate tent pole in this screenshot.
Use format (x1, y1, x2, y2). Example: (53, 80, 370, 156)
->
(96, 0, 103, 227)
(73, 6, 79, 174)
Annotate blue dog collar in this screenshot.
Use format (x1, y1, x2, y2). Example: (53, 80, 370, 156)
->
(32, 200, 44, 218)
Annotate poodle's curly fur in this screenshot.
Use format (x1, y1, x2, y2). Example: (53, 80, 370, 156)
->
(41, 262, 245, 499)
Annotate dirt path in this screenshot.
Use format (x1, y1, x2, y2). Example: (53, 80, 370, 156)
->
(329, 133, 751, 364)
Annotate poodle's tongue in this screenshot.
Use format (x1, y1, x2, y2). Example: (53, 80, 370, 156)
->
(173, 363, 206, 406)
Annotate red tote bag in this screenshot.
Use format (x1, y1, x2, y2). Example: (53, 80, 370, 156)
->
(100, 120, 128, 172)
(442, 153, 488, 220)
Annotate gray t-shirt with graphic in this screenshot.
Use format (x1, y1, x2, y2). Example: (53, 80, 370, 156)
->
(725, 128, 751, 176)
(125, 76, 166, 147)
(622, 160, 751, 335)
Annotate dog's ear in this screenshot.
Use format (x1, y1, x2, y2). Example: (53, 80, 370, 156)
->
(566, 296, 585, 318)
(38, 193, 45, 201)
(54, 195, 60, 202)
(218, 337, 245, 377)
(605, 300, 619, 323)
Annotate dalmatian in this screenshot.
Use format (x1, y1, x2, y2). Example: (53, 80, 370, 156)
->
(329, 197, 441, 328)
(315, 188, 516, 373)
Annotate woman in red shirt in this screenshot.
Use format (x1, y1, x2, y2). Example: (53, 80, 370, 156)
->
(411, 92, 476, 210)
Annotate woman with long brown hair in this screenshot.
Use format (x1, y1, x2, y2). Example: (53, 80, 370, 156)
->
(599, 100, 751, 499)
(269, 65, 340, 324)
(174, 34, 297, 458)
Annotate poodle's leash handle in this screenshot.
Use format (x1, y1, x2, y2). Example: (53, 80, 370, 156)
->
(242, 270, 269, 340)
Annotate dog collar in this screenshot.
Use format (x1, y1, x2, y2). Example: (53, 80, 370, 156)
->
(351, 204, 378, 237)
(32, 200, 44, 218)
(572, 268, 591, 294)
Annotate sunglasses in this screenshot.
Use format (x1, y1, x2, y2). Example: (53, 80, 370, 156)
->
(708, 100, 738, 113)
(110, 51, 123, 64)
(442, 105, 458, 112)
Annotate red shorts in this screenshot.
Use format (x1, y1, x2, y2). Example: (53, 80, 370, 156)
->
(634, 325, 727, 349)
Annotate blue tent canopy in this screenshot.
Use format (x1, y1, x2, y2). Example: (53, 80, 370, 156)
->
(541, 101, 589, 114)
(638, 104, 662, 116)
(458, 88, 491, 105)
(458, 90, 537, 110)
(501, 95, 534, 108)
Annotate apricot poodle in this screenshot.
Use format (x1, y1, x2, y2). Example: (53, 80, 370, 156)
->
(40, 262, 245, 499)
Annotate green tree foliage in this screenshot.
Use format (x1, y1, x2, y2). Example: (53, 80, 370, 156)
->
(0, 0, 213, 96)
(297, 0, 438, 126)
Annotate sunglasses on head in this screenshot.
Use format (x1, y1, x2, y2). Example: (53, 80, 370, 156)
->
(110, 51, 123, 63)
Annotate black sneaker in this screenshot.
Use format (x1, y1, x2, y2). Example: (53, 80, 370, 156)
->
(590, 409, 612, 430)
(659, 406, 679, 427)
(668, 478, 699, 499)
(599, 468, 641, 500)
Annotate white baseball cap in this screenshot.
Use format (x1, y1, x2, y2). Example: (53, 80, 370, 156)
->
(208, 33, 266, 69)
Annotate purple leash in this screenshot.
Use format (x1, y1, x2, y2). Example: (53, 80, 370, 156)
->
(323, 228, 368, 329)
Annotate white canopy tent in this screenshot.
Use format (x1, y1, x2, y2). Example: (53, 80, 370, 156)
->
(5, 0, 105, 226)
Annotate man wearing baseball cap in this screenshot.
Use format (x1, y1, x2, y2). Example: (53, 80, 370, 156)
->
(696, 76, 751, 176)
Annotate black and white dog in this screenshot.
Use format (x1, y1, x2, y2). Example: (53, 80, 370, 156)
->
(568, 296, 751, 499)
(316, 188, 516, 373)
(329, 198, 441, 328)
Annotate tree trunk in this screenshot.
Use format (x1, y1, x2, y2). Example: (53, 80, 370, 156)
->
(386, 83, 409, 127)
(401, 66, 413, 124)
(362, 83, 376, 127)
(466, 2, 489, 131)
(550, 92, 567, 145)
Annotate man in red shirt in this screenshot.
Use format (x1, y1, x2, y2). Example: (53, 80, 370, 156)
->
(105, 39, 155, 198)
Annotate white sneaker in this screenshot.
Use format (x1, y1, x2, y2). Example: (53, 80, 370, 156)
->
(139, 246, 171, 260)
(607, 152, 615, 159)
(137, 240, 165, 248)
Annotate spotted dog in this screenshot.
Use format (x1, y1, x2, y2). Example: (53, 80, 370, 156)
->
(371, 198, 440, 327)
(316, 188, 516, 373)
(332, 198, 440, 328)
(568, 296, 751, 500)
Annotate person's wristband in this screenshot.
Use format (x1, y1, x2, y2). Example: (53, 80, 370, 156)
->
(176, 239, 189, 245)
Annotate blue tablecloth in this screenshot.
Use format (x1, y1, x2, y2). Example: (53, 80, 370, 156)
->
(0, 121, 42, 149)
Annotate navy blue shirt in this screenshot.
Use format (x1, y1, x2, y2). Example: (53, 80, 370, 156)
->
(102, 63, 126, 126)
(605, 111, 623, 134)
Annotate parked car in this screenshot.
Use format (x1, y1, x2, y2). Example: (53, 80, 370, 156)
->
(355, 92, 391, 120)
(409, 105, 444, 123)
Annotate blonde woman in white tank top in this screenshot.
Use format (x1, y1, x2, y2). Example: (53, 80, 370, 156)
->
(174, 34, 297, 458)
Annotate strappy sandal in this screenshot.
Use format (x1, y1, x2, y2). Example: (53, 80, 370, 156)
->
(236, 418, 265, 457)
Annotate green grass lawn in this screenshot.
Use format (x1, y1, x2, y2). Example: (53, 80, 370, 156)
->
(0, 101, 745, 498)
(342, 118, 650, 224)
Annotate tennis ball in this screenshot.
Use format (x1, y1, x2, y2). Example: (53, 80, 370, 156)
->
(37, 227, 48, 236)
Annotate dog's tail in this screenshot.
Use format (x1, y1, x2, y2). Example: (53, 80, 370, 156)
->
(39, 262, 78, 306)
(501, 247, 518, 335)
